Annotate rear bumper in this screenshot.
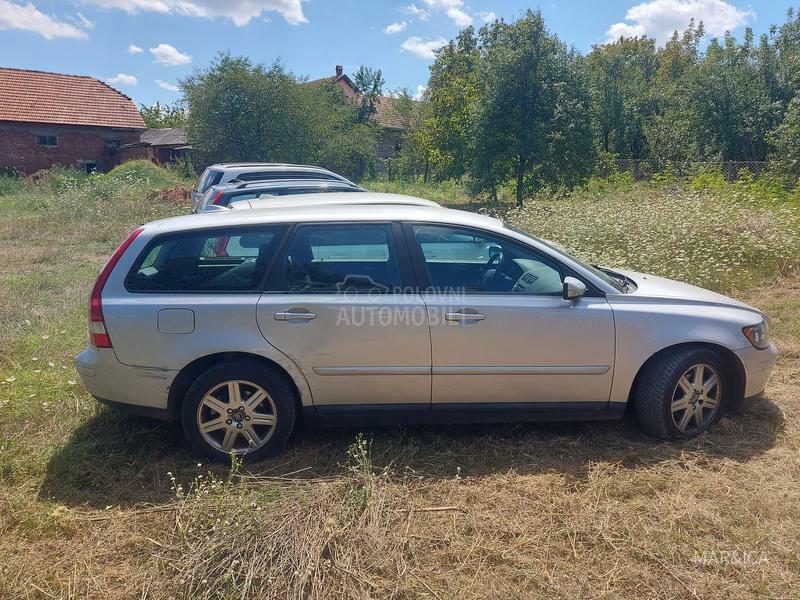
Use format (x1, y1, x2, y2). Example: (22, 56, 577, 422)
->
(735, 342, 778, 398)
(75, 346, 177, 419)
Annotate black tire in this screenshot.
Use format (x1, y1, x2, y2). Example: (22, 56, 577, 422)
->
(635, 347, 728, 440)
(181, 360, 296, 462)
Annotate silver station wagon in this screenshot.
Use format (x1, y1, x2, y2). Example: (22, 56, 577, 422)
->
(76, 193, 777, 461)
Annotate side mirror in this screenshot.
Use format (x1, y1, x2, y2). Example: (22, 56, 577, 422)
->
(563, 276, 587, 300)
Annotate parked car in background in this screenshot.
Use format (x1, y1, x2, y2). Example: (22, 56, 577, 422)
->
(76, 196, 776, 462)
(227, 192, 439, 211)
(191, 163, 354, 211)
(196, 179, 366, 213)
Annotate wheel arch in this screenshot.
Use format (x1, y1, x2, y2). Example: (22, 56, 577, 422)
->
(167, 352, 305, 420)
(626, 341, 746, 410)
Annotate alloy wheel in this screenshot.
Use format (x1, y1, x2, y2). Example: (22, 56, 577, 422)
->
(670, 363, 721, 435)
(196, 380, 277, 454)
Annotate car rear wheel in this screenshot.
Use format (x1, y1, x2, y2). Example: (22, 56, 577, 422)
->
(181, 360, 296, 462)
(635, 347, 727, 440)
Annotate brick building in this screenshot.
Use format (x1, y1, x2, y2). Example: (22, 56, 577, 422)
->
(0, 68, 146, 175)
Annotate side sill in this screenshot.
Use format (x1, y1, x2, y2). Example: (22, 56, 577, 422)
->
(94, 396, 177, 421)
(304, 402, 625, 428)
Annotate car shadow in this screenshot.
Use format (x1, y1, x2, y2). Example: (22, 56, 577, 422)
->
(39, 395, 784, 509)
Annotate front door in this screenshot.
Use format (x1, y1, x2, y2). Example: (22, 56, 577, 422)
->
(256, 222, 431, 411)
(406, 223, 615, 408)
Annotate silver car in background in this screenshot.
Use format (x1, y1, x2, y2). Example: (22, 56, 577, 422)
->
(75, 195, 777, 461)
(191, 163, 354, 211)
(196, 179, 366, 213)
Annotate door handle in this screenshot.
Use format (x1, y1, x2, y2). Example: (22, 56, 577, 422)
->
(274, 311, 317, 321)
(445, 311, 485, 322)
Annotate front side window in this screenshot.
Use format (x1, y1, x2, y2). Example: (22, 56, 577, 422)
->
(412, 224, 564, 295)
(126, 226, 287, 292)
(269, 224, 402, 293)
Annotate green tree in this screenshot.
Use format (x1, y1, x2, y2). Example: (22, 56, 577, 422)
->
(181, 53, 378, 179)
(139, 101, 187, 128)
(426, 27, 480, 180)
(587, 36, 658, 159)
(474, 10, 594, 205)
(353, 66, 385, 121)
(386, 89, 433, 181)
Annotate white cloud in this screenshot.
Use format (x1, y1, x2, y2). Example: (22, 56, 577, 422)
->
(156, 79, 179, 92)
(605, 0, 754, 45)
(408, 0, 477, 28)
(401, 36, 448, 60)
(478, 11, 496, 23)
(413, 84, 426, 100)
(127, 43, 143, 54)
(405, 3, 430, 21)
(75, 12, 94, 29)
(446, 7, 472, 27)
(150, 43, 192, 66)
(83, 0, 307, 26)
(0, 1, 88, 39)
(106, 73, 137, 85)
(384, 21, 407, 34)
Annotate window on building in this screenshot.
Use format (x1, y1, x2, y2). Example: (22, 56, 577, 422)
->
(37, 135, 57, 146)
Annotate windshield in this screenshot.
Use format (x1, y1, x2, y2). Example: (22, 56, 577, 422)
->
(503, 223, 626, 292)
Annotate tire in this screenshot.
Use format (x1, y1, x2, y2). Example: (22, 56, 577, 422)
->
(181, 360, 297, 462)
(635, 347, 728, 440)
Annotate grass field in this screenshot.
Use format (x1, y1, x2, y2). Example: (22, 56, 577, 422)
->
(1, 163, 799, 598)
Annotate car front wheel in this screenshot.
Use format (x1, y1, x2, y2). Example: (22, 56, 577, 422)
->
(635, 347, 727, 440)
(181, 360, 296, 462)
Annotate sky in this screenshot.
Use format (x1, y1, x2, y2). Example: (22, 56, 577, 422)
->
(0, 1, 795, 106)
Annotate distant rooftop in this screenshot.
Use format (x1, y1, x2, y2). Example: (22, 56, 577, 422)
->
(0, 67, 146, 130)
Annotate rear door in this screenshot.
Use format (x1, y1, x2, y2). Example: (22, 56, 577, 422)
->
(103, 225, 288, 370)
(256, 222, 431, 411)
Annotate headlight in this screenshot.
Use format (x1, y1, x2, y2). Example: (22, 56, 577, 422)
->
(742, 319, 770, 350)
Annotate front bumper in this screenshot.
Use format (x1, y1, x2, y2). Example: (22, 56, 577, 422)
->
(75, 346, 177, 419)
(735, 342, 778, 398)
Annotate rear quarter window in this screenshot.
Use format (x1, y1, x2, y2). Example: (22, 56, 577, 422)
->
(126, 225, 288, 292)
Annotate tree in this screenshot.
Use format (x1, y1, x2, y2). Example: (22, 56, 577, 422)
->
(426, 27, 481, 180)
(769, 92, 800, 181)
(353, 66, 385, 121)
(181, 53, 378, 180)
(386, 89, 433, 181)
(139, 101, 187, 128)
(587, 36, 658, 159)
(474, 10, 594, 205)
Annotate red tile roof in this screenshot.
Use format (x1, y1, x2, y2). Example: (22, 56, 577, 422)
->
(0, 67, 146, 129)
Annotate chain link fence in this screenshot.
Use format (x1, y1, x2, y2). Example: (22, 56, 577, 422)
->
(613, 159, 771, 181)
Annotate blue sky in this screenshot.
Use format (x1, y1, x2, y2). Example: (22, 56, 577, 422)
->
(0, 1, 794, 106)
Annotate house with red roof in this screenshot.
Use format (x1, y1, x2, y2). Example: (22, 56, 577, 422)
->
(306, 65, 416, 160)
(0, 67, 146, 175)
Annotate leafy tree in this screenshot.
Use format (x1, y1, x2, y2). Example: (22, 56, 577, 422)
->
(587, 36, 658, 159)
(385, 89, 433, 181)
(353, 66, 385, 121)
(181, 53, 378, 180)
(139, 101, 187, 128)
(426, 27, 480, 180)
(769, 93, 800, 181)
(474, 10, 594, 205)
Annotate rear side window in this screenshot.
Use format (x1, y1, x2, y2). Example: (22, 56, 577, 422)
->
(268, 224, 403, 293)
(196, 168, 223, 193)
(126, 226, 288, 292)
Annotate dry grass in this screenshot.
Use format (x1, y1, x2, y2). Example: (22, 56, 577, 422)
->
(1, 169, 799, 599)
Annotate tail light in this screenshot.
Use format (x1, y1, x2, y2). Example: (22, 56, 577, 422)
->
(211, 190, 225, 205)
(89, 228, 143, 348)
